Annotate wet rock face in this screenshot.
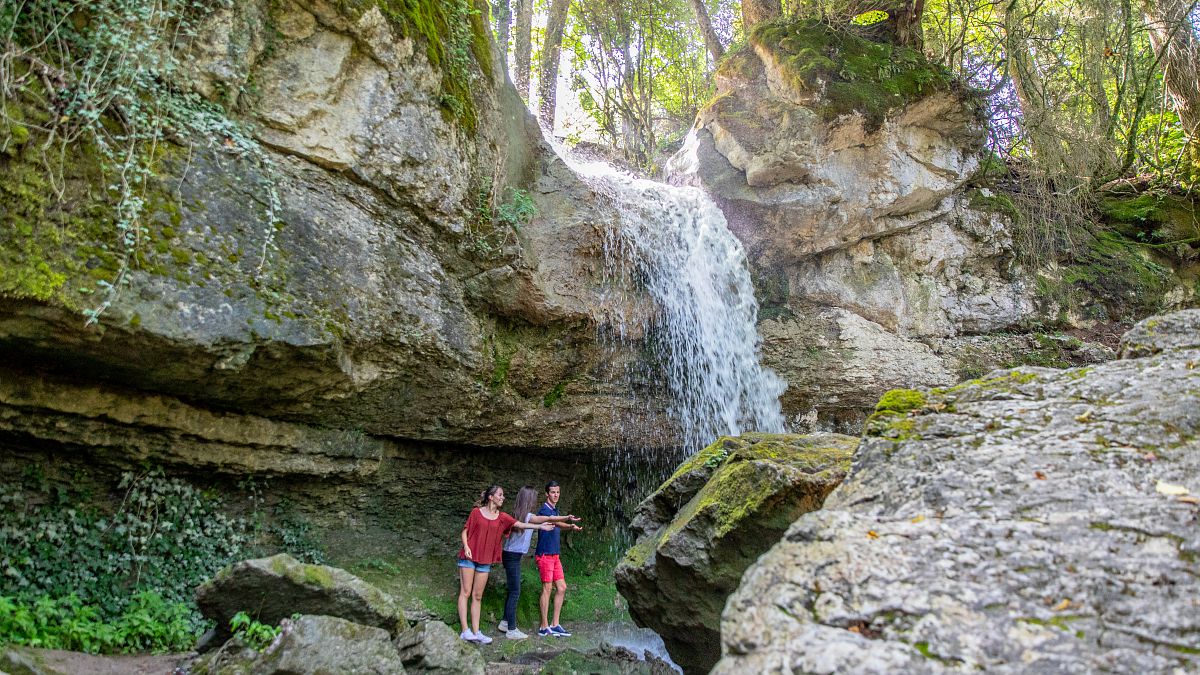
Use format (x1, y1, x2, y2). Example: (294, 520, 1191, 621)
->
(715, 310, 1200, 674)
(615, 433, 857, 673)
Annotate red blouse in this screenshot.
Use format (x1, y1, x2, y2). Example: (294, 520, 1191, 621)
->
(458, 508, 517, 564)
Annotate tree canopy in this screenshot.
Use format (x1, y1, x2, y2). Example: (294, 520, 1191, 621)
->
(493, 0, 1199, 194)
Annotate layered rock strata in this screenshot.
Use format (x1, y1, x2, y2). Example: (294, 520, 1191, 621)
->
(715, 310, 1200, 673)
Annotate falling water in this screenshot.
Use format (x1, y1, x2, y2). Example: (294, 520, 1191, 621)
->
(562, 148, 787, 461)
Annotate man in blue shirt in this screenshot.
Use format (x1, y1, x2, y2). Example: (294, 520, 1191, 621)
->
(534, 481, 582, 637)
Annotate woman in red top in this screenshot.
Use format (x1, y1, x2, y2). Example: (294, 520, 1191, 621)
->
(457, 485, 552, 644)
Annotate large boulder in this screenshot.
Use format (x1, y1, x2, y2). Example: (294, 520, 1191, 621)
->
(715, 310, 1200, 673)
(616, 432, 857, 673)
(393, 621, 485, 675)
(192, 614, 406, 674)
(196, 554, 403, 644)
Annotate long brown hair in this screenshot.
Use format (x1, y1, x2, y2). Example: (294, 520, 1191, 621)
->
(504, 486, 539, 546)
(475, 484, 503, 508)
(511, 486, 538, 522)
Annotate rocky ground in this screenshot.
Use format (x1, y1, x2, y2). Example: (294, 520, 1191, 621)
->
(714, 310, 1200, 673)
(1, 554, 676, 675)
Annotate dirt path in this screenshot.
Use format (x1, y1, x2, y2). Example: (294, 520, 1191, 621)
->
(1, 647, 190, 675)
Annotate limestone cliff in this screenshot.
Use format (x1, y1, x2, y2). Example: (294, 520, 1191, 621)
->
(669, 19, 1192, 431)
(0, 0, 665, 468)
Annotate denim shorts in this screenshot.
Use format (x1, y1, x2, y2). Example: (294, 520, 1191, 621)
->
(457, 558, 492, 573)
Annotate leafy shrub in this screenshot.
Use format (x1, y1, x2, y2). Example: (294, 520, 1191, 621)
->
(0, 468, 254, 652)
(230, 610, 281, 651)
(0, 591, 194, 654)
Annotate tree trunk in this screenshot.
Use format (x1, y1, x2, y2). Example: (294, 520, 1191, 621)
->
(1000, 0, 1062, 172)
(513, 0, 533, 100)
(492, 0, 512, 72)
(686, 0, 725, 62)
(742, 0, 781, 32)
(538, 0, 571, 128)
(1142, 0, 1200, 166)
(891, 0, 926, 50)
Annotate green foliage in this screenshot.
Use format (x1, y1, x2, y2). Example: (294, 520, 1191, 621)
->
(0, 468, 255, 652)
(0, 591, 195, 654)
(0, 0, 282, 323)
(1030, 229, 1171, 321)
(542, 381, 568, 407)
(565, 0, 714, 169)
(230, 611, 281, 651)
(495, 188, 537, 230)
(748, 19, 955, 128)
(850, 10, 890, 26)
(467, 185, 537, 258)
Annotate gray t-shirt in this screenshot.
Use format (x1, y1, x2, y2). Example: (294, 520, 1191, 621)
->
(502, 513, 534, 554)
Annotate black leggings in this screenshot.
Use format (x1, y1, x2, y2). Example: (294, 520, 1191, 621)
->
(502, 550, 523, 628)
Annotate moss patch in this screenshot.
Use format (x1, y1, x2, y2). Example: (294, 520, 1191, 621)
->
(744, 19, 957, 128)
(1049, 230, 1170, 321)
(875, 389, 926, 414)
(336, 0, 492, 130)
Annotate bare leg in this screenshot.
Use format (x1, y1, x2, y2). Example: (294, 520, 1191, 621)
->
(470, 570, 490, 633)
(539, 582, 552, 629)
(457, 566, 475, 634)
(551, 578, 566, 626)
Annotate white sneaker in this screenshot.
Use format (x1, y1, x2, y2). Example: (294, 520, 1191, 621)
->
(472, 631, 493, 645)
(460, 629, 476, 642)
(506, 628, 529, 640)
(498, 620, 509, 632)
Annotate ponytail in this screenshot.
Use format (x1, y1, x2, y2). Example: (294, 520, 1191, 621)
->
(475, 484, 502, 508)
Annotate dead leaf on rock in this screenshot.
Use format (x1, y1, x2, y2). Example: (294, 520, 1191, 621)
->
(1052, 599, 1072, 612)
(1156, 480, 1191, 496)
(867, 530, 879, 539)
(910, 515, 925, 524)
(1035, 471, 1047, 480)
(1074, 410, 1092, 423)
(1178, 496, 1200, 505)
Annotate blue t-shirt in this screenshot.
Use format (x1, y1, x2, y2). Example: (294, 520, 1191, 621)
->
(534, 502, 560, 555)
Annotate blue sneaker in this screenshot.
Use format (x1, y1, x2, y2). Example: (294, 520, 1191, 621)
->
(537, 627, 554, 637)
(549, 624, 571, 637)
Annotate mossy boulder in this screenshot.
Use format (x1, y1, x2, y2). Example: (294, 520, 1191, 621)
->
(192, 614, 405, 675)
(615, 432, 857, 673)
(196, 553, 404, 646)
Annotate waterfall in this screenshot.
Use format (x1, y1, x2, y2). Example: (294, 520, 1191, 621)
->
(563, 150, 787, 458)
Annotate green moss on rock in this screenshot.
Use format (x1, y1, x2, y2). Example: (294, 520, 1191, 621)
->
(875, 388, 926, 413)
(337, 0, 492, 130)
(745, 19, 957, 128)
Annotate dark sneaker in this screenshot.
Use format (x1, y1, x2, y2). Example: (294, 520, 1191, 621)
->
(537, 627, 554, 637)
(549, 624, 572, 637)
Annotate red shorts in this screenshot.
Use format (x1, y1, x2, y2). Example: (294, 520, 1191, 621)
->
(535, 554, 564, 583)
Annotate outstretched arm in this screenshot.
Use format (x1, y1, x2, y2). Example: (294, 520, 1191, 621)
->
(528, 514, 583, 525)
(513, 520, 555, 531)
